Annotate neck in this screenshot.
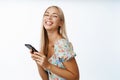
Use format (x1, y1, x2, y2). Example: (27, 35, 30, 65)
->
(47, 30, 62, 45)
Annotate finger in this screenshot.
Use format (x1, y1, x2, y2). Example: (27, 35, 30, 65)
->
(34, 52, 39, 54)
(36, 53, 46, 58)
(31, 54, 39, 59)
(32, 54, 44, 61)
(36, 58, 44, 65)
(30, 49, 33, 54)
(32, 56, 42, 61)
(38, 57, 44, 61)
(36, 60, 42, 66)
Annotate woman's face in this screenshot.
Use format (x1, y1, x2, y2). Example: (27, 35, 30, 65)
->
(43, 7, 62, 31)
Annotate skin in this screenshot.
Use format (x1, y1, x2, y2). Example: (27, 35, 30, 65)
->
(30, 7, 79, 80)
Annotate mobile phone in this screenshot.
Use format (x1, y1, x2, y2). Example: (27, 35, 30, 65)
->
(25, 44, 38, 52)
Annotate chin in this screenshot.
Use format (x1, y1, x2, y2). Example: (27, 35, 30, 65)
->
(44, 26, 51, 29)
(44, 27, 53, 31)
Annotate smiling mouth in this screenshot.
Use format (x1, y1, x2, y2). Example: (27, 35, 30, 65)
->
(45, 21, 53, 26)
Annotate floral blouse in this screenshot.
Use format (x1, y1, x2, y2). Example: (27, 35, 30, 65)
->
(47, 39, 76, 80)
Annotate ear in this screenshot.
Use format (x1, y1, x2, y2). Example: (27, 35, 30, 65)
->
(59, 20, 63, 27)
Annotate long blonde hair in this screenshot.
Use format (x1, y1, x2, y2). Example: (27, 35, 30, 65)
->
(40, 6, 68, 56)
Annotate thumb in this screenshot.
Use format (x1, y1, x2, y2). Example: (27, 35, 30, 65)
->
(30, 49, 34, 54)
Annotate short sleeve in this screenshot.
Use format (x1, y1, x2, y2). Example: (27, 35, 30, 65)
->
(54, 39, 76, 62)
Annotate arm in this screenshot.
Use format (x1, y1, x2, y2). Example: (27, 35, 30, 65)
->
(47, 58, 79, 80)
(47, 40, 79, 80)
(32, 52, 79, 80)
(36, 63, 48, 80)
(31, 51, 48, 80)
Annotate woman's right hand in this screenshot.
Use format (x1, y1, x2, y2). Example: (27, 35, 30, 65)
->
(30, 50, 51, 70)
(30, 50, 39, 61)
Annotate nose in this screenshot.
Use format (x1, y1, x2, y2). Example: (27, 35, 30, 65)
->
(47, 15, 52, 20)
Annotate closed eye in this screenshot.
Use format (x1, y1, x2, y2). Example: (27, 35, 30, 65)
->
(52, 15, 58, 18)
(44, 14, 49, 16)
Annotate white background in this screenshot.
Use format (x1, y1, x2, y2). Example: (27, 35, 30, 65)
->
(0, 0, 120, 80)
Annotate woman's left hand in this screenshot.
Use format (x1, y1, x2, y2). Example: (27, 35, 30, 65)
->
(31, 52, 50, 69)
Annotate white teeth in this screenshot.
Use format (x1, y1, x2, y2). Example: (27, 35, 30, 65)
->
(46, 21, 53, 25)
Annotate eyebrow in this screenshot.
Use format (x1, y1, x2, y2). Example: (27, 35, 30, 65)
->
(45, 12, 58, 15)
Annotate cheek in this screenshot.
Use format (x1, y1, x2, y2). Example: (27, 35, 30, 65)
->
(43, 17, 46, 21)
(43, 18, 46, 24)
(43, 20, 45, 25)
(53, 19, 61, 25)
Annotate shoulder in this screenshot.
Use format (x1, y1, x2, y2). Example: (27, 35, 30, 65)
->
(54, 38, 74, 51)
(55, 38, 70, 48)
(54, 38, 76, 62)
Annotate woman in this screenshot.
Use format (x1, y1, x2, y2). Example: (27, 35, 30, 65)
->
(30, 6, 79, 80)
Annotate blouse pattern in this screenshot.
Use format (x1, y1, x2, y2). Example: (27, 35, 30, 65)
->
(47, 39, 76, 80)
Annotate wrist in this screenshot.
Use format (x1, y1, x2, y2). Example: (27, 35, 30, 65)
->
(46, 63, 52, 70)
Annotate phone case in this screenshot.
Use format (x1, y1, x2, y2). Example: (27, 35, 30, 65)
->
(25, 44, 38, 52)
